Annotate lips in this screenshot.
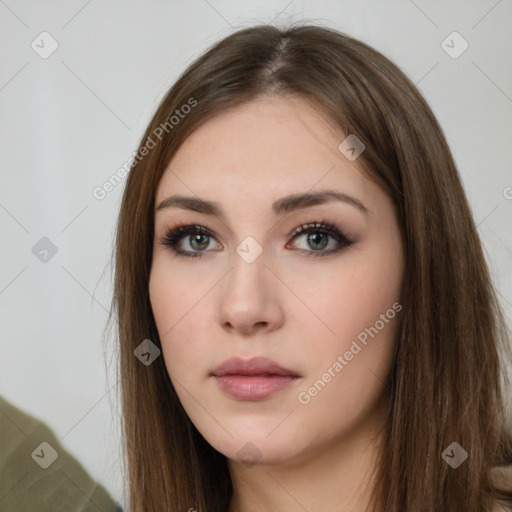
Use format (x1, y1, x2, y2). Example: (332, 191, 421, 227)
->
(212, 356, 298, 377)
(211, 357, 300, 400)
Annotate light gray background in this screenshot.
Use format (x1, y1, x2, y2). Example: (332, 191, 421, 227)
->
(1, 0, 511, 508)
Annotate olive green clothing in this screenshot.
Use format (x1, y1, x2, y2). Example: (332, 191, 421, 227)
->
(0, 396, 122, 512)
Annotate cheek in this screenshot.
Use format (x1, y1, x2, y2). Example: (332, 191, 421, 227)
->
(290, 244, 402, 405)
(149, 265, 176, 339)
(294, 271, 400, 435)
(149, 256, 205, 338)
(149, 264, 193, 370)
(149, 260, 216, 392)
(291, 252, 401, 351)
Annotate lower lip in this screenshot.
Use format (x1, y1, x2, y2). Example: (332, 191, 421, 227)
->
(215, 375, 298, 400)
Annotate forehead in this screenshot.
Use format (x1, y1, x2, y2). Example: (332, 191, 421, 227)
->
(156, 95, 368, 209)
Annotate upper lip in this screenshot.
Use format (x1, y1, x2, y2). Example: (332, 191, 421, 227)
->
(212, 357, 299, 377)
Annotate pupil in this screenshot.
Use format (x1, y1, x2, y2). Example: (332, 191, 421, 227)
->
(190, 234, 209, 251)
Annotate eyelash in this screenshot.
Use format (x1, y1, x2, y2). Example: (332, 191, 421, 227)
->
(158, 219, 354, 259)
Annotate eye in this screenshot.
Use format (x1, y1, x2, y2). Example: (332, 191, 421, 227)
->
(159, 224, 221, 258)
(286, 220, 354, 257)
(159, 220, 354, 258)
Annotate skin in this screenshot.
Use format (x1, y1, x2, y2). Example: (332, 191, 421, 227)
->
(149, 94, 404, 511)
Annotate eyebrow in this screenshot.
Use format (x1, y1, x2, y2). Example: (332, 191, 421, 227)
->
(155, 190, 369, 218)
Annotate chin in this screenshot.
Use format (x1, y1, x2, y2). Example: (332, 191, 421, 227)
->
(198, 423, 303, 467)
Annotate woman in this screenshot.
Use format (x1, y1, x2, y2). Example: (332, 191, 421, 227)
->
(108, 23, 512, 511)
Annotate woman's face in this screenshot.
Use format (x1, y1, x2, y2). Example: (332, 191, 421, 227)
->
(149, 95, 404, 467)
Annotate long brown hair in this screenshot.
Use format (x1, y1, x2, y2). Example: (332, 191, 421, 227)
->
(107, 23, 512, 511)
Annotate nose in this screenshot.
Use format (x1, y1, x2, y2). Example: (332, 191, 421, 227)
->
(217, 249, 284, 336)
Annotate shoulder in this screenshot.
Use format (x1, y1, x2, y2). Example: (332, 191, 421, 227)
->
(491, 466, 512, 512)
(0, 395, 122, 511)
